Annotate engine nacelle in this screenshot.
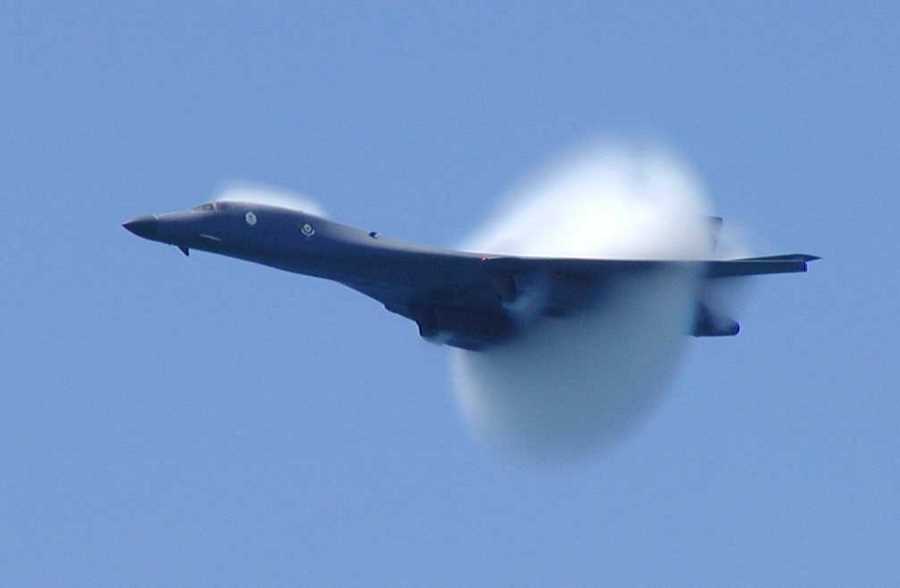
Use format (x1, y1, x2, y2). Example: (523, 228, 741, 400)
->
(692, 304, 740, 337)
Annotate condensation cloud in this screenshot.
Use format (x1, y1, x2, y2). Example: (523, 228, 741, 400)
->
(451, 142, 713, 459)
(214, 181, 326, 217)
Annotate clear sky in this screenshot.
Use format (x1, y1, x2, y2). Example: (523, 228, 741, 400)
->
(2, 2, 898, 586)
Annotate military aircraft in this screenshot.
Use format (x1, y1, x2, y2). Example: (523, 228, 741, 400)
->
(124, 200, 818, 350)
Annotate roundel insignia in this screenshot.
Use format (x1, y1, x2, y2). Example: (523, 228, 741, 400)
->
(301, 223, 315, 237)
(245, 211, 257, 226)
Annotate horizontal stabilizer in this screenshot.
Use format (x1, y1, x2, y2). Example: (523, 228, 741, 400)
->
(737, 254, 821, 263)
(706, 254, 820, 278)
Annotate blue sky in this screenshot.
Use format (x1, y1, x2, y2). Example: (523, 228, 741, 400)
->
(2, 2, 898, 586)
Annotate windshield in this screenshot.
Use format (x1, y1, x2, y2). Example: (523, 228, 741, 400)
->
(193, 202, 216, 212)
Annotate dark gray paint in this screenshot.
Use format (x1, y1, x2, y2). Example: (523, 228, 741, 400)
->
(124, 201, 818, 350)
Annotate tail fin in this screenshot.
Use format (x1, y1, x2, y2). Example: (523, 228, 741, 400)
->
(706, 254, 820, 278)
(707, 216, 723, 251)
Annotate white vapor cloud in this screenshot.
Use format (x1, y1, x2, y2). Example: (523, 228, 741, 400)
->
(213, 181, 326, 217)
(451, 142, 713, 459)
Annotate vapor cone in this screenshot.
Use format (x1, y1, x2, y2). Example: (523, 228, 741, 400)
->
(451, 143, 712, 458)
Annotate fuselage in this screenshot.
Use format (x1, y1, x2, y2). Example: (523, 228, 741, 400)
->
(125, 199, 816, 349)
(128, 201, 474, 278)
(124, 200, 515, 348)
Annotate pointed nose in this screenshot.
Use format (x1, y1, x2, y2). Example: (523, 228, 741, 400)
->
(123, 215, 159, 240)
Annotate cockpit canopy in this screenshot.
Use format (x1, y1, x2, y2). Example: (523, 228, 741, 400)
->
(193, 202, 217, 212)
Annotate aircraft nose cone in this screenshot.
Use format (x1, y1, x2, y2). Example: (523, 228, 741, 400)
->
(123, 215, 159, 240)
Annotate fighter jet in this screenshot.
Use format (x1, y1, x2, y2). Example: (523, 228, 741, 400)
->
(124, 200, 818, 350)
